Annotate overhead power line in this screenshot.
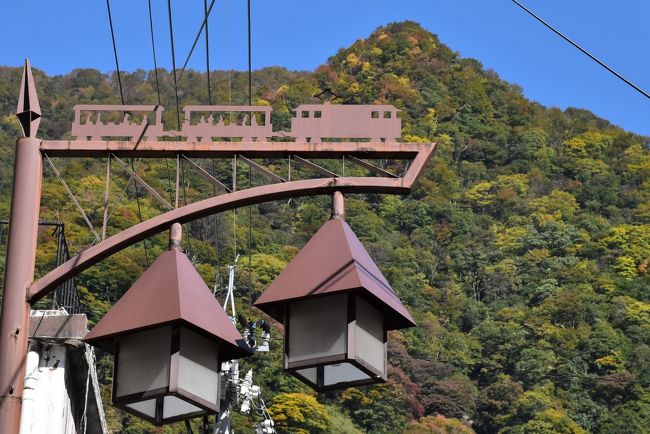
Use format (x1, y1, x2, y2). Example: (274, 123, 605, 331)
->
(148, 0, 162, 105)
(105, 0, 125, 104)
(512, 0, 650, 100)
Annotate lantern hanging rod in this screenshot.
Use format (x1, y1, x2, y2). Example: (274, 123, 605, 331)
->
(331, 191, 344, 219)
(169, 222, 182, 250)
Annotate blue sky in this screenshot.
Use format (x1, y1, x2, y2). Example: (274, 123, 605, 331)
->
(2, 1, 649, 136)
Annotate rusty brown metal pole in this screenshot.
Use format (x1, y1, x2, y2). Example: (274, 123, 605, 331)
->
(0, 59, 43, 434)
(0, 136, 42, 434)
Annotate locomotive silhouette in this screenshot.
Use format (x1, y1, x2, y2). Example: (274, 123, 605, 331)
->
(71, 103, 401, 143)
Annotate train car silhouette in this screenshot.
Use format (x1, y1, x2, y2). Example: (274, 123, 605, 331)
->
(181, 105, 274, 142)
(71, 105, 164, 141)
(290, 103, 400, 143)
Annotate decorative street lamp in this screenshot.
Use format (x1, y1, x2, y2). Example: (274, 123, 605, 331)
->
(85, 224, 252, 425)
(254, 192, 415, 391)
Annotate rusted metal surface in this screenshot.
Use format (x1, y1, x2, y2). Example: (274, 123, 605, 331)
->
(181, 105, 274, 142)
(40, 139, 426, 159)
(291, 103, 400, 143)
(0, 140, 42, 434)
(28, 143, 434, 303)
(84, 245, 251, 361)
(254, 217, 415, 331)
(72, 105, 164, 141)
(28, 150, 433, 304)
(68, 102, 400, 144)
(0, 59, 42, 434)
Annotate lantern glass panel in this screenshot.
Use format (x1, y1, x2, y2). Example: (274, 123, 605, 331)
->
(294, 367, 317, 385)
(115, 326, 171, 398)
(177, 327, 221, 405)
(355, 297, 385, 373)
(324, 362, 369, 386)
(162, 396, 202, 419)
(125, 399, 156, 418)
(287, 294, 347, 364)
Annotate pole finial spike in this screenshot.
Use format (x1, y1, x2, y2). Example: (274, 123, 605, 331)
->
(169, 223, 182, 250)
(16, 58, 42, 138)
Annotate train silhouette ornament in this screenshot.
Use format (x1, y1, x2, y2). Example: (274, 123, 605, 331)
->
(70, 102, 402, 143)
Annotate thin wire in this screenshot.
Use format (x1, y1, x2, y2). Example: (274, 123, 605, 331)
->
(204, 0, 212, 105)
(211, 159, 222, 293)
(106, 0, 125, 104)
(148, 0, 161, 105)
(180, 158, 194, 256)
(247, 0, 252, 106)
(130, 159, 150, 266)
(247, 0, 253, 303)
(167, 0, 181, 130)
(512, 0, 650, 100)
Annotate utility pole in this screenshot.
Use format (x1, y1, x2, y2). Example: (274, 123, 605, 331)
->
(0, 60, 42, 434)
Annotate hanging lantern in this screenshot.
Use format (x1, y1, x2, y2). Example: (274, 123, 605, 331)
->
(85, 224, 252, 425)
(254, 192, 415, 391)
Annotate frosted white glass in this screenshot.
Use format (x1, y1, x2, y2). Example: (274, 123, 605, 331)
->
(178, 327, 221, 405)
(355, 297, 385, 373)
(162, 396, 202, 419)
(294, 367, 317, 385)
(287, 294, 347, 363)
(115, 326, 171, 398)
(125, 399, 156, 418)
(323, 363, 368, 386)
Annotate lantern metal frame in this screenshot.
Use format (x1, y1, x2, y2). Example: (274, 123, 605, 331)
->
(110, 322, 223, 425)
(283, 291, 389, 392)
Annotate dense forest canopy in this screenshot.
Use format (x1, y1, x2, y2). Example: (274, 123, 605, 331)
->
(1, 21, 650, 433)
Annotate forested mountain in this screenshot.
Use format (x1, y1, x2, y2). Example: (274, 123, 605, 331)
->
(1, 21, 650, 433)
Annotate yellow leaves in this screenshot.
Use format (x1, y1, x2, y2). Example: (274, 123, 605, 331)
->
(614, 296, 650, 328)
(563, 131, 612, 157)
(345, 53, 360, 67)
(494, 226, 529, 252)
(530, 190, 578, 221)
(466, 181, 495, 207)
(267, 393, 329, 434)
(466, 175, 529, 209)
(601, 224, 650, 278)
(595, 351, 626, 373)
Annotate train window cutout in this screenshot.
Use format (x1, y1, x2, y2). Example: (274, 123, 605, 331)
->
(70, 102, 401, 143)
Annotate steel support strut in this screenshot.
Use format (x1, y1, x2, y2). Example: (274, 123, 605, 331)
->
(0, 137, 42, 434)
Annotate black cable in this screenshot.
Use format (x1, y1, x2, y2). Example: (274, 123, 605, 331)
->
(247, 0, 253, 303)
(130, 0, 218, 149)
(106, 0, 125, 105)
(130, 159, 150, 266)
(248, 164, 252, 305)
(180, 158, 194, 256)
(148, 0, 161, 105)
(204, 0, 212, 105)
(211, 159, 221, 292)
(512, 0, 650, 100)
(247, 0, 252, 106)
(167, 0, 181, 130)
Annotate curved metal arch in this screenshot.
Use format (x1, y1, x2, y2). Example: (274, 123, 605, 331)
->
(29, 178, 401, 303)
(29, 143, 435, 303)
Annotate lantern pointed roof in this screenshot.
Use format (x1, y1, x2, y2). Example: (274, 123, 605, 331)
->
(85, 248, 252, 360)
(254, 217, 415, 330)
